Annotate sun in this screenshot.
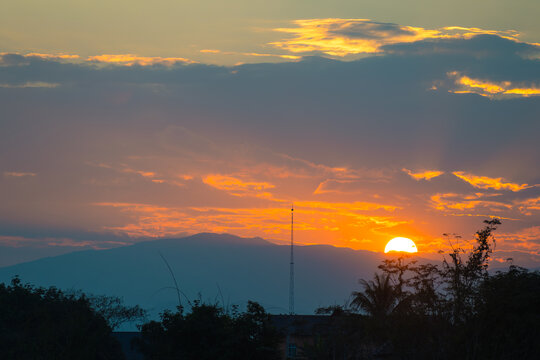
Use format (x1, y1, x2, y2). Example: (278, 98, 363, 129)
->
(384, 237, 418, 253)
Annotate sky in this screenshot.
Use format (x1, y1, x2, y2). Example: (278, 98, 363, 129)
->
(1, 0, 539, 267)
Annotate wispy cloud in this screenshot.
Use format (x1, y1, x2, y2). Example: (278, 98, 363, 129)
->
(516, 196, 540, 216)
(0, 82, 59, 88)
(199, 49, 302, 60)
(313, 179, 360, 194)
(430, 192, 512, 212)
(447, 71, 540, 99)
(402, 168, 444, 181)
(24, 53, 80, 60)
(203, 174, 275, 197)
(4, 171, 37, 177)
(0, 234, 128, 250)
(453, 171, 530, 191)
(87, 54, 196, 66)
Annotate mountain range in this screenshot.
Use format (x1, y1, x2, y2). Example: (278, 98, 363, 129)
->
(0, 233, 413, 327)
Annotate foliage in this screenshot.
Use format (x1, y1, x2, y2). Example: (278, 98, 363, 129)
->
(351, 273, 400, 320)
(0, 277, 125, 360)
(311, 219, 540, 360)
(440, 218, 500, 324)
(135, 300, 281, 360)
(473, 266, 540, 359)
(70, 292, 146, 330)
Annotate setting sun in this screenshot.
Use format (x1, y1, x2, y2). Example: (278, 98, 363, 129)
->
(384, 237, 418, 253)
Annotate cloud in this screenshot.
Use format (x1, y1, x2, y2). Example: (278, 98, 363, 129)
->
(0, 234, 128, 250)
(93, 200, 403, 247)
(296, 200, 398, 213)
(86, 54, 196, 66)
(203, 174, 275, 197)
(495, 226, 540, 263)
(24, 53, 80, 61)
(516, 196, 540, 216)
(313, 179, 361, 194)
(453, 171, 530, 192)
(4, 171, 37, 177)
(447, 71, 540, 99)
(0, 82, 59, 88)
(271, 19, 524, 57)
(402, 169, 444, 181)
(430, 192, 512, 213)
(1, 51, 198, 71)
(200, 48, 302, 61)
(0, 52, 79, 66)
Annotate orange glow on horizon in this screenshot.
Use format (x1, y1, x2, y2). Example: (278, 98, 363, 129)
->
(87, 160, 539, 260)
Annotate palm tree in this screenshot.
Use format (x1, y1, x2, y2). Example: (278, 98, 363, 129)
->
(351, 273, 399, 319)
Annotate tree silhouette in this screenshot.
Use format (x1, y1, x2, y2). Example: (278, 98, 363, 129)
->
(0, 277, 125, 360)
(441, 218, 500, 324)
(351, 273, 399, 320)
(338, 219, 540, 359)
(135, 300, 280, 360)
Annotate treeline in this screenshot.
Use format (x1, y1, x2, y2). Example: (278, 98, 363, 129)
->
(0, 278, 280, 360)
(1, 219, 539, 359)
(135, 301, 281, 359)
(309, 219, 540, 359)
(0, 277, 144, 359)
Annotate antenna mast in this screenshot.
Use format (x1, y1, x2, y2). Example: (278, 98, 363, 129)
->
(289, 204, 295, 315)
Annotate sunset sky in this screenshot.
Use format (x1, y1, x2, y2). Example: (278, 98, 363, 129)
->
(1, 0, 539, 266)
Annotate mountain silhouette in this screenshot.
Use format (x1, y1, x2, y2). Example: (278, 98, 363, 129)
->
(0, 233, 407, 327)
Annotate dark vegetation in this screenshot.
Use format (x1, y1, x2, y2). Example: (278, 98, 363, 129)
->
(0, 219, 538, 359)
(134, 300, 281, 359)
(0, 277, 143, 359)
(309, 219, 540, 359)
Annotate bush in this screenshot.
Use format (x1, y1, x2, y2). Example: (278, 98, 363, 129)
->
(0, 277, 125, 360)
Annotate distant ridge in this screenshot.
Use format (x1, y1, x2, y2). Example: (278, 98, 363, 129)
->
(155, 232, 274, 246)
(0, 232, 398, 328)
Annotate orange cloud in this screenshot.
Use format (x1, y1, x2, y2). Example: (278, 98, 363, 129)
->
(495, 226, 540, 263)
(271, 19, 520, 57)
(122, 168, 155, 178)
(296, 200, 398, 213)
(241, 52, 302, 60)
(453, 171, 530, 191)
(430, 192, 512, 212)
(24, 53, 80, 60)
(402, 168, 444, 180)
(516, 196, 540, 216)
(203, 174, 275, 197)
(87, 54, 196, 66)
(200, 49, 302, 60)
(313, 179, 360, 194)
(448, 71, 540, 98)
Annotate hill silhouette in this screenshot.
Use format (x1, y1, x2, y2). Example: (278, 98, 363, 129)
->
(0, 233, 409, 327)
